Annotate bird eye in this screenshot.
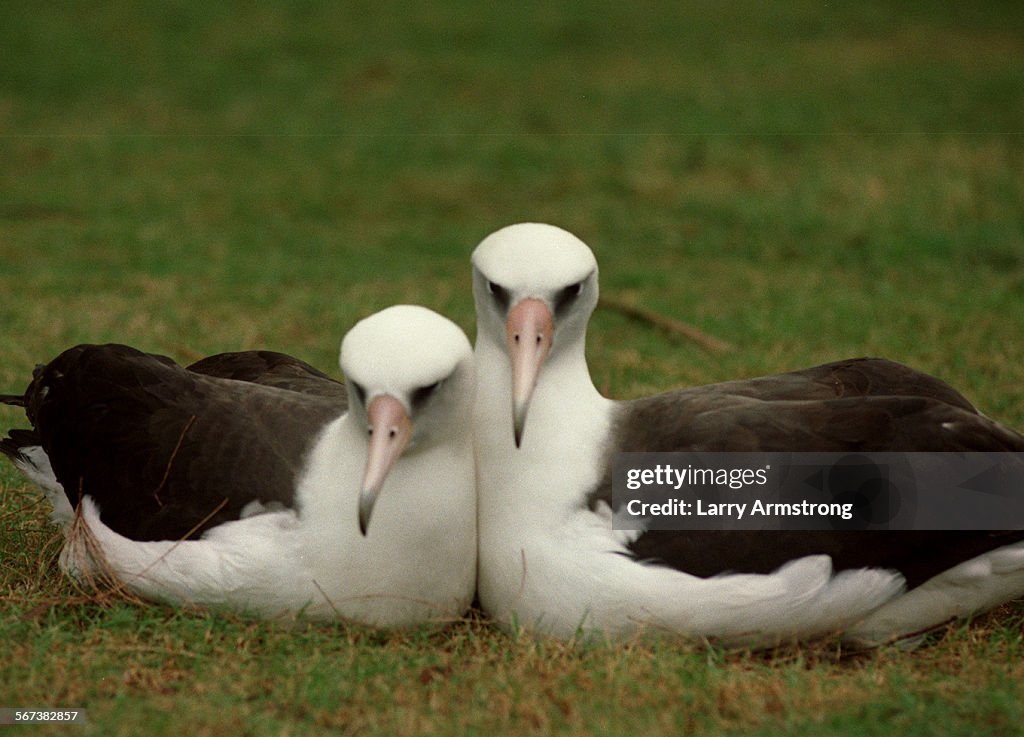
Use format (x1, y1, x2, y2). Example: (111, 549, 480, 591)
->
(554, 279, 585, 317)
(351, 381, 367, 406)
(487, 280, 511, 310)
(411, 380, 442, 409)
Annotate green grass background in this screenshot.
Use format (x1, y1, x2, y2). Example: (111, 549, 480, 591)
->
(2, 2, 1023, 735)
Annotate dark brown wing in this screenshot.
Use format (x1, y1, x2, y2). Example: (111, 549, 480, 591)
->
(187, 350, 347, 406)
(609, 357, 1023, 454)
(711, 357, 978, 410)
(20, 344, 344, 541)
(591, 358, 1024, 587)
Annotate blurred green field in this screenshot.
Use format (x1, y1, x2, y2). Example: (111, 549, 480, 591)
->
(2, 2, 1023, 735)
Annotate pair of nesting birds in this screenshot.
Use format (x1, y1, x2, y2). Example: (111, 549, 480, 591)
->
(3, 223, 1024, 647)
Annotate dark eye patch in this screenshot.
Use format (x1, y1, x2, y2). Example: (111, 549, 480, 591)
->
(554, 280, 585, 317)
(411, 380, 442, 410)
(487, 280, 511, 311)
(351, 381, 367, 406)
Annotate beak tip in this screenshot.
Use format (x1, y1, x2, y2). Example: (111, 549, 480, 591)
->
(358, 490, 376, 536)
(512, 405, 527, 448)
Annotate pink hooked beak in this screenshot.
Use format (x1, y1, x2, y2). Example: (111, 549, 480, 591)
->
(359, 394, 412, 535)
(506, 298, 554, 448)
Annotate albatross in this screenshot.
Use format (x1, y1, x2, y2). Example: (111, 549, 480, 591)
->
(471, 222, 1024, 647)
(0, 305, 476, 626)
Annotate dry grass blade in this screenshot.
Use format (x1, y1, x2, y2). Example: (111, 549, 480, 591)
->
(598, 294, 734, 354)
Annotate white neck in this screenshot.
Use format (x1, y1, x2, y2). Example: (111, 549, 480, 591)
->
(473, 333, 613, 526)
(297, 413, 476, 593)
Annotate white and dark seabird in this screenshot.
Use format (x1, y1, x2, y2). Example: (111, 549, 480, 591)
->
(0, 305, 477, 626)
(471, 222, 1024, 647)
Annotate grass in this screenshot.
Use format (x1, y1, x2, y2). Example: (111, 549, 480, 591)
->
(2, 1, 1024, 734)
